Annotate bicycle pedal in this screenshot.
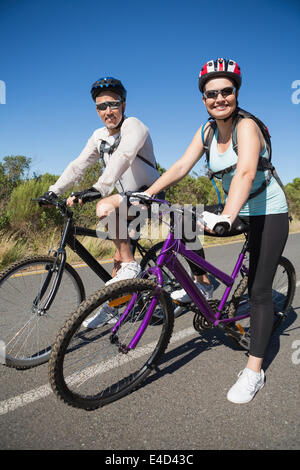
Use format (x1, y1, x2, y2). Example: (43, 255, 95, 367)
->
(239, 334, 250, 350)
(172, 299, 192, 306)
(236, 323, 245, 335)
(108, 295, 132, 308)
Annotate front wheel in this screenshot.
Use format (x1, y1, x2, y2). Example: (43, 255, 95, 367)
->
(49, 279, 174, 410)
(228, 256, 296, 350)
(0, 256, 85, 368)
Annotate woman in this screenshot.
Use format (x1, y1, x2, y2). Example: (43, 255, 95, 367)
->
(144, 58, 289, 404)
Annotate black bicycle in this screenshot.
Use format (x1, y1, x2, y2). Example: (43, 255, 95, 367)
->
(0, 193, 186, 369)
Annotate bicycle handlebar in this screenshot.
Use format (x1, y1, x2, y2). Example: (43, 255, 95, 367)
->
(213, 223, 228, 236)
(32, 189, 102, 216)
(31, 197, 72, 217)
(125, 192, 232, 236)
(126, 191, 170, 206)
(32, 192, 231, 236)
(70, 190, 102, 204)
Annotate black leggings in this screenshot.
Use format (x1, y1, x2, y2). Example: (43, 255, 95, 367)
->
(180, 211, 206, 277)
(183, 211, 289, 356)
(242, 213, 289, 358)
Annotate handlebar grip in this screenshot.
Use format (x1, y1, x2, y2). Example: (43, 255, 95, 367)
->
(34, 196, 57, 207)
(214, 223, 230, 236)
(80, 191, 102, 203)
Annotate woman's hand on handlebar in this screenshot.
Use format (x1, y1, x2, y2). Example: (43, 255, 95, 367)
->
(129, 191, 152, 206)
(198, 211, 232, 234)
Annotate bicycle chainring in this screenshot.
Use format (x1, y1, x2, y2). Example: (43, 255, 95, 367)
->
(192, 299, 220, 333)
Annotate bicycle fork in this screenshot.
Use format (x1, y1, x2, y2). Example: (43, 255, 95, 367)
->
(32, 250, 67, 315)
(110, 286, 162, 352)
(33, 217, 74, 314)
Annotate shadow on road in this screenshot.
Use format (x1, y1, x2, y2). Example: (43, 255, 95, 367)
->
(141, 306, 298, 390)
(263, 306, 298, 371)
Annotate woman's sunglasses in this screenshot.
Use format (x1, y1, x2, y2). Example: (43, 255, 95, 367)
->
(203, 86, 236, 100)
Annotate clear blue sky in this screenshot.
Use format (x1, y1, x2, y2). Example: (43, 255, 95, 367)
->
(0, 0, 299, 185)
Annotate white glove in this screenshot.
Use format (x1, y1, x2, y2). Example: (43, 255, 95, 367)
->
(201, 211, 232, 232)
(129, 191, 151, 205)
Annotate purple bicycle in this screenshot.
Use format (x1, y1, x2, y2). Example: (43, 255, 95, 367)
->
(49, 194, 296, 410)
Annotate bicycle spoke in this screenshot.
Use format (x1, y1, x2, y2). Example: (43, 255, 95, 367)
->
(49, 279, 174, 409)
(0, 257, 84, 368)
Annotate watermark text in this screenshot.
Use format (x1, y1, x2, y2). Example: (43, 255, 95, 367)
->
(0, 80, 6, 104)
(291, 80, 300, 104)
(96, 200, 205, 250)
(0, 341, 6, 365)
(291, 340, 300, 365)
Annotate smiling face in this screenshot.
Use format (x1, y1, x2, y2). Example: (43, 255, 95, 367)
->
(95, 91, 126, 134)
(202, 77, 238, 120)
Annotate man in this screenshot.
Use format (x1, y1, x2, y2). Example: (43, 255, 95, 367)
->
(41, 77, 161, 327)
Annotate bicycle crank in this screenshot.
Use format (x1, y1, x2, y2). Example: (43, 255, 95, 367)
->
(192, 300, 219, 332)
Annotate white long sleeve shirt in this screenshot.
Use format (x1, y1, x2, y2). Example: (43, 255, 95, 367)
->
(49, 117, 159, 197)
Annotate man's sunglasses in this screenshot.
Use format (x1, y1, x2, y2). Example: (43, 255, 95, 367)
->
(203, 86, 235, 100)
(96, 100, 122, 111)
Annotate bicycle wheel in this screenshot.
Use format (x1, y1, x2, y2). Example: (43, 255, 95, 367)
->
(228, 256, 296, 350)
(0, 256, 85, 368)
(49, 278, 174, 410)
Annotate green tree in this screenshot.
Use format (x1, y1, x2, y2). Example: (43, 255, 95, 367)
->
(2, 155, 32, 185)
(285, 177, 300, 219)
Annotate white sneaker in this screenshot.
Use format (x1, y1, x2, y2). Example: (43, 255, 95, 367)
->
(171, 281, 214, 303)
(105, 261, 141, 286)
(227, 368, 265, 404)
(83, 304, 118, 329)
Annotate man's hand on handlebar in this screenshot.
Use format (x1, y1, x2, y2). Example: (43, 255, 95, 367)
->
(67, 187, 101, 207)
(37, 191, 58, 207)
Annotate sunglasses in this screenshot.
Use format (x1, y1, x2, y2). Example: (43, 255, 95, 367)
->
(96, 100, 122, 111)
(203, 86, 236, 100)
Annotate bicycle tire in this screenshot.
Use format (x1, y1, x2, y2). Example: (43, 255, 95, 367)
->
(0, 255, 85, 369)
(227, 256, 296, 350)
(49, 278, 174, 410)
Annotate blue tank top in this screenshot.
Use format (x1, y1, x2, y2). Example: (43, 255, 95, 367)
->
(209, 129, 288, 216)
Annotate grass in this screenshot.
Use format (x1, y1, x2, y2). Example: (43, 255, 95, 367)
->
(1, 217, 299, 271)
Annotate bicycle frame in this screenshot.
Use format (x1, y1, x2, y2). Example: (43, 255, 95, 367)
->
(112, 213, 250, 350)
(36, 205, 149, 312)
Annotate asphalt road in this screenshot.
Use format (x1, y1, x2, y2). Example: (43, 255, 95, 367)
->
(0, 233, 299, 451)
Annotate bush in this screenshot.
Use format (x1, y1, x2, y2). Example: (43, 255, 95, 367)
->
(6, 174, 61, 233)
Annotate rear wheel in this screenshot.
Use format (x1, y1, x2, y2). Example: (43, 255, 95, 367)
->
(49, 279, 174, 410)
(228, 256, 296, 350)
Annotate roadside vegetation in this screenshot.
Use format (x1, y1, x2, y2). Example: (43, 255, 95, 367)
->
(0, 155, 299, 270)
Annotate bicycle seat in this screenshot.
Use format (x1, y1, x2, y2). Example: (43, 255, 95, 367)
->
(203, 205, 250, 237)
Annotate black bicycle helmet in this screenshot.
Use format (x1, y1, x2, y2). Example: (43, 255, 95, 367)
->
(199, 58, 242, 93)
(90, 77, 127, 102)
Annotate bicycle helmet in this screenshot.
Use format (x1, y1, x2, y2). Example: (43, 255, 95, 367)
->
(90, 77, 127, 102)
(198, 58, 241, 93)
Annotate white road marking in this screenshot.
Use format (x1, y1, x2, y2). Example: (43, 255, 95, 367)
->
(1, 278, 299, 416)
(0, 327, 196, 416)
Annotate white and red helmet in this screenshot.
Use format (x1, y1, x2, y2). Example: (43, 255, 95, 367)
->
(198, 58, 242, 93)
